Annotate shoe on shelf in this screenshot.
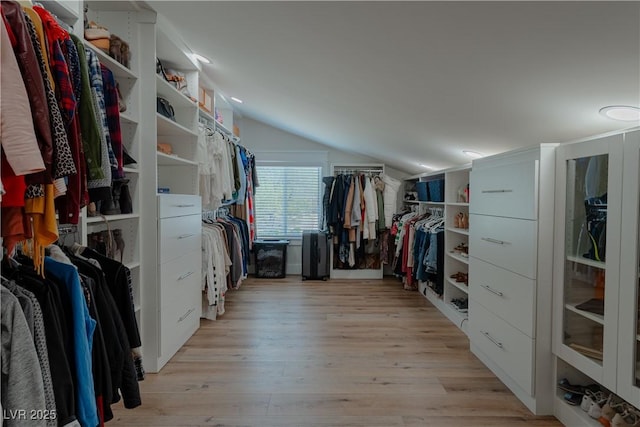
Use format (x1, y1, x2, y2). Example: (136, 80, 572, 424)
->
(612, 409, 640, 427)
(600, 394, 626, 427)
(557, 378, 600, 395)
(587, 391, 608, 419)
(564, 392, 583, 406)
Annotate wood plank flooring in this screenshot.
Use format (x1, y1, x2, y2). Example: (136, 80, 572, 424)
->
(110, 277, 561, 426)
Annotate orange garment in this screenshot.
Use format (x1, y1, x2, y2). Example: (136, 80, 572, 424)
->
(23, 184, 58, 275)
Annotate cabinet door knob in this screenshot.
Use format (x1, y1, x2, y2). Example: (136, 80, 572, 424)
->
(482, 331, 504, 349)
(481, 285, 504, 297)
(178, 233, 196, 239)
(481, 237, 508, 245)
(481, 189, 513, 194)
(178, 271, 195, 281)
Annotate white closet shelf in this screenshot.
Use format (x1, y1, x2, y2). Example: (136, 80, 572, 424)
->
(447, 252, 469, 265)
(564, 302, 605, 325)
(156, 113, 199, 138)
(157, 152, 198, 167)
(125, 261, 141, 270)
(554, 395, 602, 427)
(446, 227, 469, 236)
(86, 213, 140, 224)
(418, 201, 445, 205)
(403, 200, 419, 204)
(566, 255, 606, 270)
(156, 75, 198, 110)
(83, 40, 137, 80)
(447, 277, 469, 293)
(447, 202, 469, 207)
(119, 112, 138, 125)
(85, 1, 144, 12)
(41, 0, 79, 21)
(123, 166, 139, 174)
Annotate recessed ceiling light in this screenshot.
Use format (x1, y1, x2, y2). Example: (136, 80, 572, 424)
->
(599, 105, 640, 121)
(463, 150, 483, 159)
(192, 53, 211, 64)
(231, 97, 243, 104)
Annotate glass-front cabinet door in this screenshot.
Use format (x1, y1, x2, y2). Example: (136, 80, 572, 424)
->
(618, 129, 640, 407)
(553, 134, 623, 390)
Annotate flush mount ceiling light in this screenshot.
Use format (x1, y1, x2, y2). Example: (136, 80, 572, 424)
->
(462, 150, 483, 159)
(192, 53, 211, 64)
(231, 97, 243, 104)
(419, 163, 434, 169)
(599, 105, 640, 121)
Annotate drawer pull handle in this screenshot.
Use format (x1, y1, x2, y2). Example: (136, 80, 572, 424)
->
(482, 285, 504, 297)
(178, 308, 195, 322)
(482, 331, 504, 349)
(178, 271, 195, 281)
(178, 233, 196, 239)
(481, 189, 513, 194)
(173, 204, 196, 208)
(481, 237, 508, 245)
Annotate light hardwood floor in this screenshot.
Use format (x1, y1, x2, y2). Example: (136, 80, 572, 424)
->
(110, 277, 562, 426)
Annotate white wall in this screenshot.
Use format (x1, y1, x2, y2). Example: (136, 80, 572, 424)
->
(238, 117, 409, 276)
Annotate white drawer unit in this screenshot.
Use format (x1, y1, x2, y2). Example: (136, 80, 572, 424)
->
(469, 301, 535, 395)
(469, 214, 538, 280)
(159, 290, 200, 360)
(159, 215, 202, 264)
(153, 193, 203, 371)
(158, 194, 202, 218)
(470, 159, 538, 220)
(469, 257, 535, 337)
(468, 144, 556, 415)
(159, 253, 201, 305)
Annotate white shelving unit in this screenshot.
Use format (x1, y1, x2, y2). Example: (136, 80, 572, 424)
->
(552, 128, 640, 425)
(77, 0, 148, 352)
(404, 166, 471, 335)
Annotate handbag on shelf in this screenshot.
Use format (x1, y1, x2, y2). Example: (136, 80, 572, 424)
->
(156, 143, 173, 155)
(156, 97, 175, 121)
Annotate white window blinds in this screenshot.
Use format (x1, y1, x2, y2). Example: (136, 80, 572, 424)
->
(255, 166, 322, 239)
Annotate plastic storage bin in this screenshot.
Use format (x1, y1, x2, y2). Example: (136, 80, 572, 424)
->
(254, 239, 289, 278)
(427, 179, 444, 202)
(416, 182, 428, 201)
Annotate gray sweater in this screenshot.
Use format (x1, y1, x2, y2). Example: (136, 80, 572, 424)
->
(1, 286, 46, 427)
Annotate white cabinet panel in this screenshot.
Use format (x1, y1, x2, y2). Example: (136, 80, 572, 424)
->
(470, 160, 538, 220)
(469, 257, 536, 337)
(159, 215, 202, 264)
(469, 214, 538, 279)
(158, 194, 201, 218)
(470, 300, 535, 395)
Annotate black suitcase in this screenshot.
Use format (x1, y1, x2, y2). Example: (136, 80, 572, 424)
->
(301, 230, 329, 280)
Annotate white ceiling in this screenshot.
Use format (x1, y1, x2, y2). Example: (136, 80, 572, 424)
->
(147, 1, 640, 174)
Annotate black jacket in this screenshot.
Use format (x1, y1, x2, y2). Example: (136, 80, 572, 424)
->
(73, 256, 141, 409)
(80, 248, 141, 349)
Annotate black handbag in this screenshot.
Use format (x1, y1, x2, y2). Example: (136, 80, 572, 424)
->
(156, 97, 175, 121)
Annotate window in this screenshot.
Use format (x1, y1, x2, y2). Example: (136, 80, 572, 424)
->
(255, 166, 322, 239)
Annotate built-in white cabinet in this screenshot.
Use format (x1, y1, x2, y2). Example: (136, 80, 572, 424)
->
(469, 145, 556, 415)
(553, 129, 640, 424)
(618, 130, 640, 408)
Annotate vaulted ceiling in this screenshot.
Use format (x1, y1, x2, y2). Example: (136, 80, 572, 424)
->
(147, 1, 640, 174)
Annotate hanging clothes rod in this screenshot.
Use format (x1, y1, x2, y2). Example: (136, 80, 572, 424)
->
(334, 169, 383, 175)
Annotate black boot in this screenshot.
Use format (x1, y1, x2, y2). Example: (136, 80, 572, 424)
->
(119, 180, 133, 214)
(101, 179, 128, 215)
